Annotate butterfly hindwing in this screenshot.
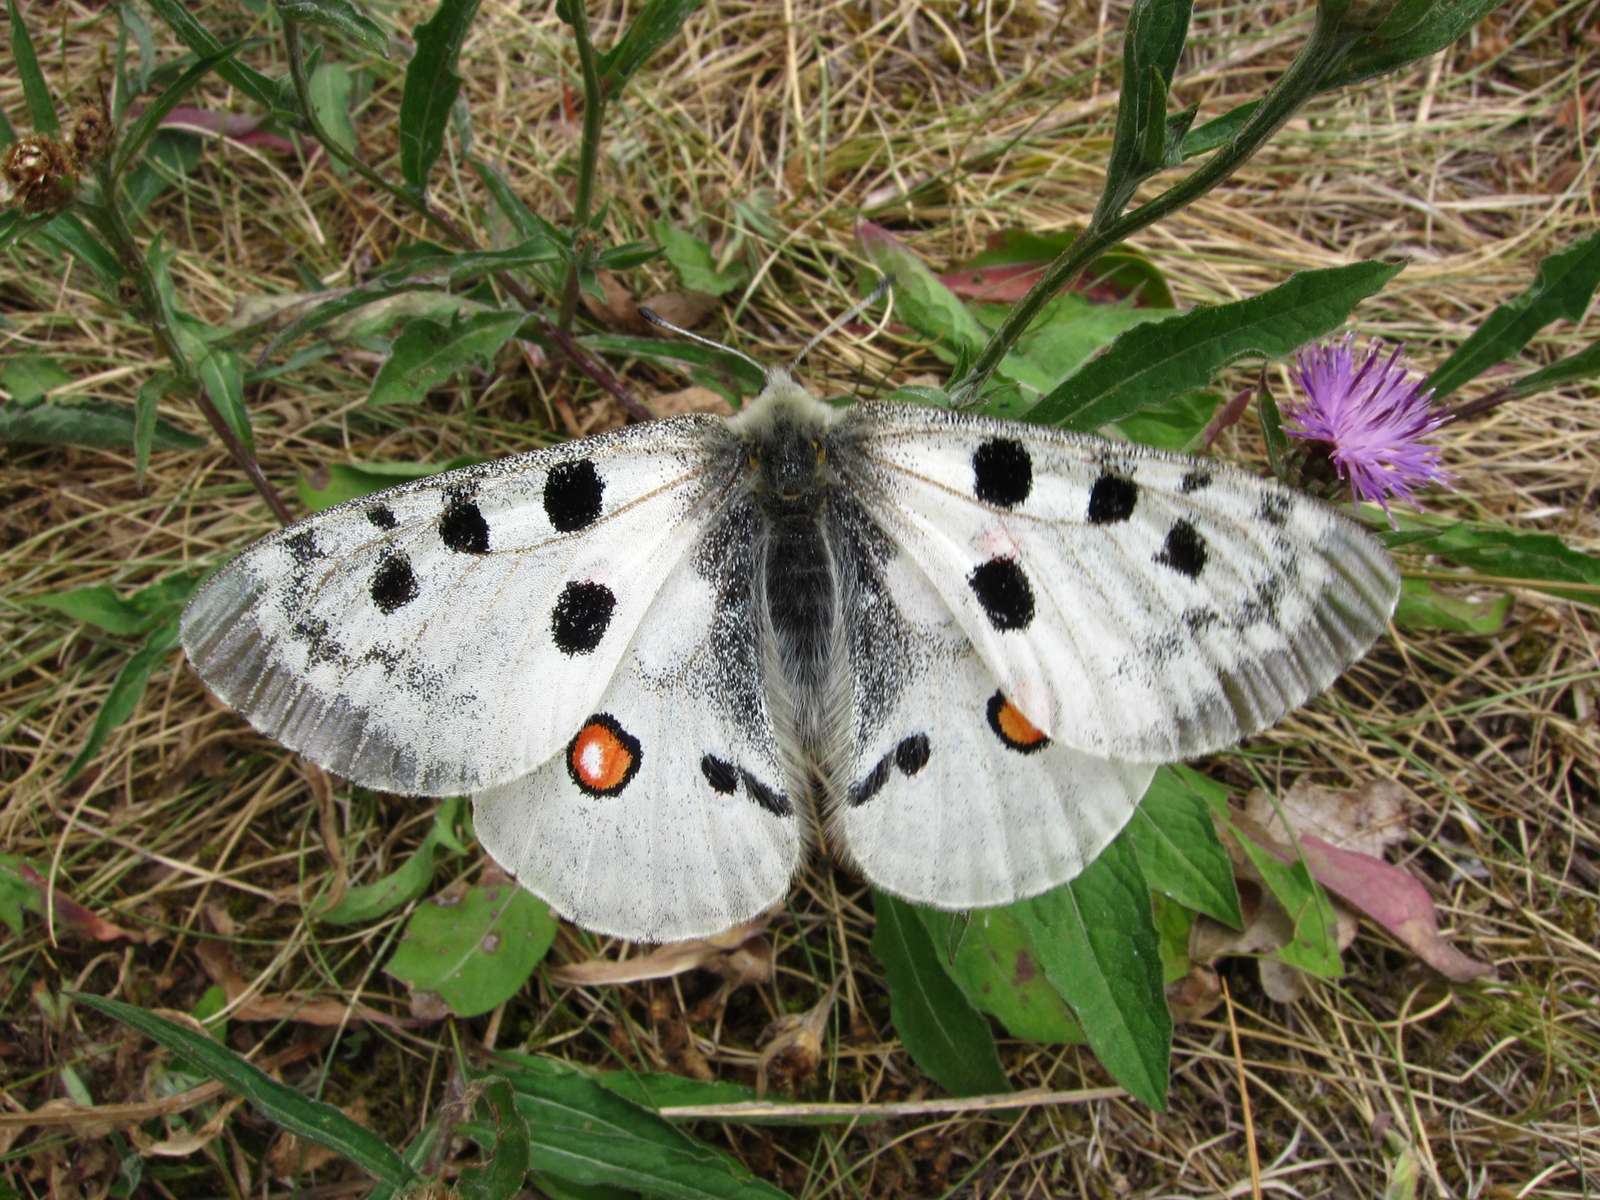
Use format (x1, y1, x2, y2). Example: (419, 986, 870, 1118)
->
(835, 402, 1399, 764)
(472, 496, 804, 942)
(181, 417, 740, 796)
(827, 507, 1156, 907)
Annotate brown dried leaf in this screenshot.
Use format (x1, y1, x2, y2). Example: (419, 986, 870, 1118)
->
(648, 386, 735, 419)
(548, 912, 772, 987)
(17, 865, 146, 943)
(581, 270, 642, 330)
(756, 978, 839, 1096)
(195, 941, 424, 1029)
(639, 289, 718, 330)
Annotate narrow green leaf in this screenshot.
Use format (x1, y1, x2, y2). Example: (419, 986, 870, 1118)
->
(64, 618, 181, 780)
(1390, 513, 1600, 608)
(597, 0, 703, 89)
(112, 43, 242, 179)
(1, 354, 72, 403)
(1232, 823, 1343, 978)
(1393, 577, 1511, 634)
(497, 1055, 795, 1199)
(1323, 0, 1507, 91)
(471, 158, 568, 246)
(8, 0, 59, 135)
(40, 212, 125, 285)
(872, 891, 1009, 1097)
(72, 993, 418, 1188)
(276, 0, 388, 52)
(318, 798, 464, 924)
(457, 1077, 532, 1200)
(386, 880, 556, 1017)
(1425, 231, 1600, 399)
(580, 333, 766, 392)
(0, 397, 203, 453)
(858, 225, 988, 361)
(306, 62, 358, 170)
(1258, 383, 1290, 480)
(1094, 0, 1192, 217)
(143, 0, 287, 113)
(133, 374, 174, 482)
(978, 293, 1172, 398)
(1180, 99, 1260, 160)
(1113, 390, 1219, 451)
(1508, 338, 1600, 397)
(653, 224, 749, 297)
(369, 310, 524, 406)
(1033, 260, 1404, 430)
(30, 586, 149, 636)
(1128, 768, 1243, 928)
(1015, 838, 1170, 1109)
(124, 130, 205, 217)
(399, 0, 480, 193)
(916, 906, 1084, 1044)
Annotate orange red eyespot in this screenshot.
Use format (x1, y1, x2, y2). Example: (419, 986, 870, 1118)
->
(566, 714, 642, 796)
(986, 691, 1050, 754)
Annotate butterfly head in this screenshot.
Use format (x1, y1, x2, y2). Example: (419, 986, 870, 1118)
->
(729, 368, 840, 506)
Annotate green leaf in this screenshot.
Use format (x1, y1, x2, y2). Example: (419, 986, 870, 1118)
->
(1425, 231, 1600, 400)
(71, 993, 418, 1188)
(1231, 824, 1343, 978)
(306, 62, 359, 170)
(1258, 382, 1290, 480)
(596, 240, 661, 271)
(858, 224, 988, 361)
(471, 158, 568, 247)
(496, 1054, 795, 1199)
(8, 0, 59, 135)
(1180, 99, 1260, 160)
(31, 588, 149, 636)
(0, 856, 45, 935)
(134, 374, 176, 483)
(1015, 839, 1170, 1109)
(124, 130, 206, 217)
(581, 333, 766, 393)
(1033, 260, 1404, 430)
(369, 310, 524, 405)
(1127, 767, 1242, 928)
(1113, 390, 1219, 451)
(297, 457, 479, 510)
(653, 224, 748, 297)
(318, 798, 464, 924)
(974, 293, 1169, 397)
(1323, 0, 1508, 91)
(872, 891, 1009, 1096)
(1507, 338, 1600, 398)
(399, 0, 480, 193)
(144, 0, 288, 113)
(0, 397, 203, 453)
(457, 1076, 532, 1200)
(1393, 577, 1511, 634)
(386, 880, 556, 1017)
(2, 353, 72, 403)
(1390, 513, 1600, 608)
(596, 0, 703, 90)
(916, 907, 1085, 1044)
(39, 212, 125, 285)
(111, 43, 242, 179)
(64, 617, 181, 780)
(276, 0, 388, 52)
(1096, 0, 1192, 218)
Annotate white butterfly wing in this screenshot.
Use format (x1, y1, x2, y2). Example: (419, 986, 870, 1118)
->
(827, 510, 1155, 906)
(836, 403, 1398, 763)
(181, 418, 740, 796)
(472, 497, 804, 942)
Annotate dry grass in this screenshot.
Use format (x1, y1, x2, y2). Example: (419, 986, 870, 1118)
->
(3, 0, 1599, 1195)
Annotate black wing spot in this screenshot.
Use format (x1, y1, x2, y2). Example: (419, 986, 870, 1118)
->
(1156, 519, 1207, 580)
(1180, 469, 1213, 494)
(440, 491, 490, 553)
(550, 580, 616, 655)
(1258, 492, 1291, 528)
(366, 504, 398, 529)
(700, 754, 738, 795)
(847, 755, 893, 808)
(895, 734, 931, 776)
(544, 459, 604, 532)
(972, 438, 1033, 508)
(740, 769, 793, 818)
(968, 556, 1035, 631)
(1087, 473, 1138, 524)
(370, 551, 419, 613)
(1184, 606, 1220, 634)
(283, 530, 323, 565)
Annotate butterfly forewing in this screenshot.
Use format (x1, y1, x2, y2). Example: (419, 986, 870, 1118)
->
(835, 403, 1399, 763)
(181, 417, 739, 796)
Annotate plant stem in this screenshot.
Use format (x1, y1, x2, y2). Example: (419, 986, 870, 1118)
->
(951, 12, 1361, 403)
(558, 0, 607, 334)
(82, 185, 294, 526)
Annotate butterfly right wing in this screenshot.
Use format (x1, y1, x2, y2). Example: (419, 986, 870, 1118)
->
(181, 418, 741, 797)
(472, 496, 805, 942)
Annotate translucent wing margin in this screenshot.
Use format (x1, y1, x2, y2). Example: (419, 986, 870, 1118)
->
(181, 417, 740, 796)
(835, 403, 1398, 762)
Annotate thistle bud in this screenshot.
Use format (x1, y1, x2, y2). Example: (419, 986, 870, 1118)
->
(68, 101, 113, 167)
(2, 135, 77, 216)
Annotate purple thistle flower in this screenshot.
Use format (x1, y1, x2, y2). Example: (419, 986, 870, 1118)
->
(1283, 334, 1453, 518)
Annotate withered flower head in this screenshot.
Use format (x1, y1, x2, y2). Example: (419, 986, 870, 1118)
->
(2, 135, 78, 216)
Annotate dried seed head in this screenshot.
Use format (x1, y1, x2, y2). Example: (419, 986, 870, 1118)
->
(69, 103, 113, 167)
(2, 135, 78, 216)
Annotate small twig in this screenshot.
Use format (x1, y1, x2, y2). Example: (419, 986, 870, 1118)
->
(656, 1084, 1124, 1123)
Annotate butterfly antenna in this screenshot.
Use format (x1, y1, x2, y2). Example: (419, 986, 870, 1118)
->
(638, 307, 767, 375)
(790, 275, 894, 371)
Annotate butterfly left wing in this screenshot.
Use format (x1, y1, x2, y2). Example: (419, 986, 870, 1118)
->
(833, 403, 1398, 765)
(825, 500, 1156, 907)
(472, 496, 805, 943)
